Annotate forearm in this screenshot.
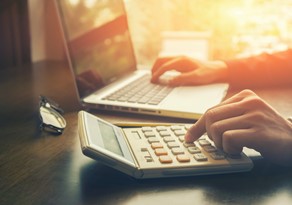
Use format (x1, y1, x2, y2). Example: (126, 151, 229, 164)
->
(225, 49, 292, 88)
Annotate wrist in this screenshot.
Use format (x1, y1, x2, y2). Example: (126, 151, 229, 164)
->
(212, 61, 229, 83)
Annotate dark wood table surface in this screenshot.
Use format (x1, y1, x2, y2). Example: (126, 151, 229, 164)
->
(1, 61, 292, 205)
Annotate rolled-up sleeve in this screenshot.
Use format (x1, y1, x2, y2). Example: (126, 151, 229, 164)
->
(224, 49, 292, 88)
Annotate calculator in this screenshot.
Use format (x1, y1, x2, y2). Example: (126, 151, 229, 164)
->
(78, 111, 253, 179)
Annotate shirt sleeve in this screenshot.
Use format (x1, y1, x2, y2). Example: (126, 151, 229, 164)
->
(224, 49, 292, 88)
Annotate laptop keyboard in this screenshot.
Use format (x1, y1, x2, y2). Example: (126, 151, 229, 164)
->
(103, 75, 173, 105)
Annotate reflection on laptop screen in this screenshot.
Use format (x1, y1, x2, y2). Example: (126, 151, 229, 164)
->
(57, 0, 136, 98)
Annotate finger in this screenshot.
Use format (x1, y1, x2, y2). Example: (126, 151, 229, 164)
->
(222, 128, 256, 155)
(151, 57, 198, 83)
(185, 90, 254, 143)
(151, 57, 174, 74)
(151, 59, 180, 83)
(185, 96, 245, 143)
(208, 114, 251, 149)
(185, 114, 206, 143)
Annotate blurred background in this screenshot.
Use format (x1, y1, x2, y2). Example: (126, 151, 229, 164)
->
(124, 0, 292, 65)
(2, 0, 292, 69)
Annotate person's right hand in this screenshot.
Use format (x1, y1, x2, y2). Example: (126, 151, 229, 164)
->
(185, 89, 292, 166)
(151, 56, 228, 86)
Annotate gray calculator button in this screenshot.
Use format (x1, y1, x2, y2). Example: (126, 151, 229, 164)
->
(203, 145, 217, 152)
(198, 139, 211, 146)
(210, 152, 225, 160)
(141, 148, 148, 152)
(188, 146, 201, 154)
(194, 153, 208, 161)
(145, 156, 153, 162)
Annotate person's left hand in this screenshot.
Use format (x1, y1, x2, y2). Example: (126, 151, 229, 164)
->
(151, 56, 228, 86)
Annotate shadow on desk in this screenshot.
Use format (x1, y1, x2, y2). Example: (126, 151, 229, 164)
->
(79, 159, 292, 205)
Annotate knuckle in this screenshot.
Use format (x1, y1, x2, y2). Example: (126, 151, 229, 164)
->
(240, 89, 254, 96)
(205, 109, 217, 122)
(209, 122, 221, 135)
(241, 94, 265, 108)
(222, 131, 242, 154)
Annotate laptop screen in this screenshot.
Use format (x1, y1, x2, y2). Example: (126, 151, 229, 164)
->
(56, 0, 136, 98)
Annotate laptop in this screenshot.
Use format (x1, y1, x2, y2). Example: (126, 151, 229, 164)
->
(55, 0, 228, 120)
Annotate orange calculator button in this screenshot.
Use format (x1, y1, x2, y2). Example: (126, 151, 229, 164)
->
(159, 155, 173, 163)
(155, 148, 168, 156)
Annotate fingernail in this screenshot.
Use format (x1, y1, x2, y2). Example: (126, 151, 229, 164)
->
(184, 132, 191, 142)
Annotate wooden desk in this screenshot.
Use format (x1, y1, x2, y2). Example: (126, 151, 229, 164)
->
(1, 61, 292, 205)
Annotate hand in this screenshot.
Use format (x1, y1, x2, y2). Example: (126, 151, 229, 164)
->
(151, 56, 228, 86)
(185, 89, 292, 166)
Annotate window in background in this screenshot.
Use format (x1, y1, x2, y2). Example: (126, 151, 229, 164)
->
(124, 0, 292, 66)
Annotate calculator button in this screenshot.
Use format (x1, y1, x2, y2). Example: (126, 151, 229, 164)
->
(183, 142, 196, 147)
(156, 126, 167, 131)
(188, 146, 201, 154)
(200, 133, 208, 139)
(198, 139, 211, 146)
(203, 145, 217, 152)
(170, 125, 183, 130)
(144, 131, 156, 138)
(176, 154, 190, 162)
(174, 130, 187, 136)
(141, 148, 148, 152)
(163, 137, 175, 142)
(171, 148, 185, 155)
(194, 153, 208, 161)
(167, 142, 180, 148)
(210, 152, 225, 160)
(141, 127, 153, 132)
(148, 137, 160, 143)
(178, 136, 185, 142)
(145, 156, 153, 162)
(159, 131, 171, 137)
(159, 155, 173, 163)
(184, 124, 192, 130)
(155, 148, 168, 156)
(151, 142, 163, 149)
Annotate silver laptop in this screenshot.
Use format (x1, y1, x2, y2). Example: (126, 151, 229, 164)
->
(55, 0, 228, 120)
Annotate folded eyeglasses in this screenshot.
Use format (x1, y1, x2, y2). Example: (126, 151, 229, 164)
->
(39, 95, 66, 134)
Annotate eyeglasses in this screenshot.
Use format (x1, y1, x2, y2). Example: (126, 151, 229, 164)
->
(39, 95, 66, 134)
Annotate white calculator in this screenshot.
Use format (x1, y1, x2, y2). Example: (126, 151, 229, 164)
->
(78, 111, 253, 179)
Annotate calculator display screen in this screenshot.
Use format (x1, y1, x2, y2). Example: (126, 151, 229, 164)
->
(98, 120, 123, 156)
